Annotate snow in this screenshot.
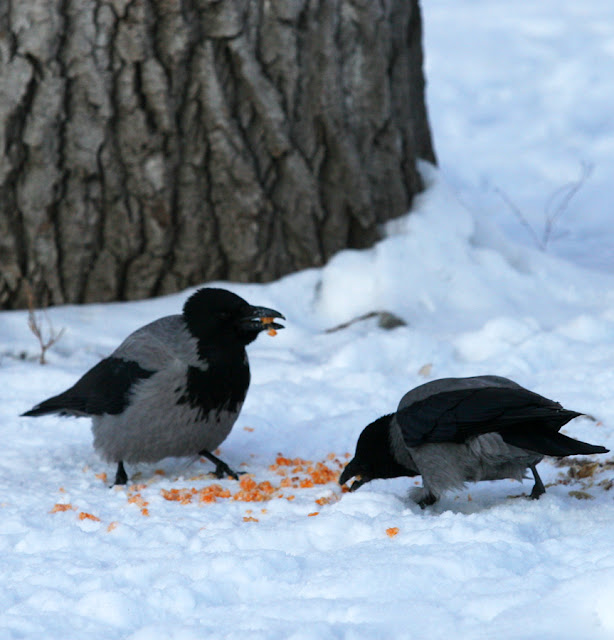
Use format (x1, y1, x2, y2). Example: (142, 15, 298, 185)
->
(2, 1, 614, 638)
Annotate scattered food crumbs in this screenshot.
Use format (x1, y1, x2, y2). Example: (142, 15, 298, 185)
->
(95, 472, 107, 483)
(59, 487, 65, 493)
(243, 426, 255, 432)
(79, 512, 101, 522)
(107, 522, 118, 532)
(243, 516, 259, 522)
(386, 527, 399, 538)
(154, 469, 166, 476)
(113, 453, 346, 515)
(267, 328, 277, 337)
(50, 503, 74, 513)
(307, 512, 319, 517)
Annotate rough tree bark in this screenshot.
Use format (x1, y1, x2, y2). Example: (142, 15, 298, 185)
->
(0, 0, 435, 309)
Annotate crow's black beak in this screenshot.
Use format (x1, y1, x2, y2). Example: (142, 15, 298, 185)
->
(339, 459, 370, 492)
(240, 306, 286, 333)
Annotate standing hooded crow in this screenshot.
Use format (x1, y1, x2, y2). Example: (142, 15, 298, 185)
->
(339, 375, 608, 507)
(22, 288, 285, 485)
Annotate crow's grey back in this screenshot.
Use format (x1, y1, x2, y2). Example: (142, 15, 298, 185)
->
(112, 315, 204, 371)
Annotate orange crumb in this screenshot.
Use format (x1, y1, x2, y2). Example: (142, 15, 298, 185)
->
(59, 487, 65, 493)
(161, 488, 194, 504)
(79, 512, 101, 522)
(239, 476, 257, 491)
(386, 527, 399, 538)
(154, 469, 166, 476)
(261, 316, 275, 324)
(243, 516, 259, 522)
(214, 449, 221, 455)
(344, 453, 351, 459)
(468, 494, 472, 502)
(307, 512, 319, 517)
(286, 495, 295, 501)
(141, 508, 150, 516)
(261, 509, 267, 514)
(315, 495, 338, 506)
(299, 479, 314, 488)
(267, 328, 277, 337)
(197, 485, 231, 503)
(95, 472, 107, 483)
(128, 493, 150, 508)
(107, 522, 118, 532)
(309, 462, 338, 485)
(50, 503, 73, 513)
(243, 426, 255, 432)
(233, 478, 276, 502)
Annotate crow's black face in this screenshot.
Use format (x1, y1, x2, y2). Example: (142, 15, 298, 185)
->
(340, 414, 411, 492)
(183, 288, 285, 346)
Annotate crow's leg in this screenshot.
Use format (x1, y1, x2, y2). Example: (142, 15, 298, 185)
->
(410, 486, 438, 509)
(199, 449, 243, 480)
(409, 485, 439, 509)
(417, 493, 438, 509)
(529, 464, 546, 499)
(113, 461, 128, 486)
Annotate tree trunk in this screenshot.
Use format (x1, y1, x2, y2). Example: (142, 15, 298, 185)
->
(0, 0, 435, 310)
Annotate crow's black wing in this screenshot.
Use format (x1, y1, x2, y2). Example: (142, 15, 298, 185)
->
(22, 357, 155, 417)
(396, 386, 581, 447)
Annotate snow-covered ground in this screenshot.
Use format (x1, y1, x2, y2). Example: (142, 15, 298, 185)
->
(3, 2, 614, 638)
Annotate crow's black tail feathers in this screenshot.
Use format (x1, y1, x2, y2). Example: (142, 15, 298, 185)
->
(503, 427, 608, 457)
(21, 393, 78, 418)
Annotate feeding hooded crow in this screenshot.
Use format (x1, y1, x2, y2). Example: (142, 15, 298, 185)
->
(339, 375, 608, 507)
(22, 288, 285, 485)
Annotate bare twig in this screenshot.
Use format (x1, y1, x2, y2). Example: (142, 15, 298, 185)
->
(24, 284, 65, 365)
(542, 160, 593, 247)
(494, 161, 593, 251)
(493, 186, 545, 250)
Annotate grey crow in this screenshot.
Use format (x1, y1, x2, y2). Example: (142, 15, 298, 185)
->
(23, 288, 285, 485)
(339, 375, 608, 507)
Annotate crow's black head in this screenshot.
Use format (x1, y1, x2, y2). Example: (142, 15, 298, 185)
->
(183, 288, 285, 346)
(339, 413, 411, 491)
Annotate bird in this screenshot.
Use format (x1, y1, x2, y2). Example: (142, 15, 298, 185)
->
(22, 287, 285, 486)
(339, 375, 608, 507)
